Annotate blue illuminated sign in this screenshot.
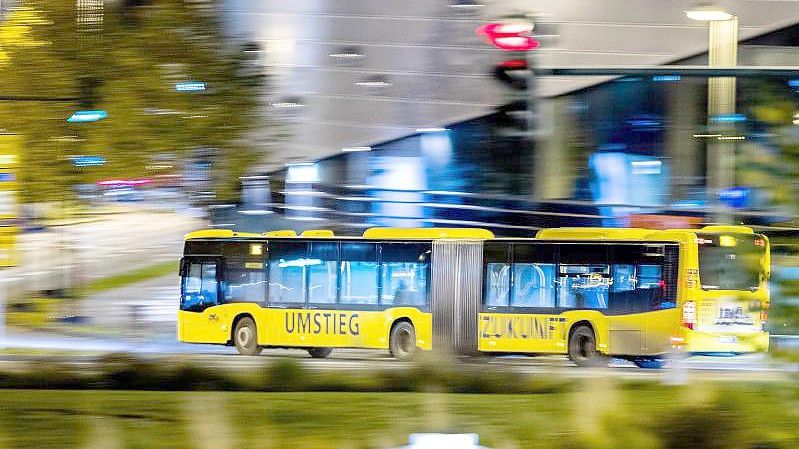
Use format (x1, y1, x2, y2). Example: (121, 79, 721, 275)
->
(789, 79, 799, 88)
(0, 172, 14, 182)
(711, 113, 746, 123)
(719, 186, 752, 209)
(652, 75, 681, 82)
(67, 110, 108, 123)
(175, 81, 207, 92)
(71, 155, 106, 167)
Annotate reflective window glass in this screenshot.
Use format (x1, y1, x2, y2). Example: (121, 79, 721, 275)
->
(223, 243, 266, 303)
(380, 243, 430, 307)
(201, 263, 219, 307)
(308, 242, 339, 305)
(268, 242, 307, 305)
(485, 263, 510, 307)
(340, 243, 379, 305)
(512, 263, 556, 307)
(181, 262, 203, 311)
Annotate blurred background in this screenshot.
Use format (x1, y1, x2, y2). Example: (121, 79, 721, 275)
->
(1, 0, 799, 357)
(2, 2, 799, 449)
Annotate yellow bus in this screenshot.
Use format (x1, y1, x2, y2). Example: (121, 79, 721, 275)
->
(178, 225, 770, 366)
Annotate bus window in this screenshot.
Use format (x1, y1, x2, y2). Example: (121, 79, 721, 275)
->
(380, 243, 430, 307)
(223, 242, 266, 304)
(610, 244, 673, 313)
(558, 244, 609, 309)
(309, 242, 339, 305)
(483, 242, 510, 307)
(340, 243, 379, 305)
(512, 243, 556, 308)
(268, 241, 307, 305)
(181, 260, 219, 312)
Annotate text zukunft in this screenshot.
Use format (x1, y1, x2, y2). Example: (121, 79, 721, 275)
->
(481, 315, 555, 340)
(285, 312, 360, 335)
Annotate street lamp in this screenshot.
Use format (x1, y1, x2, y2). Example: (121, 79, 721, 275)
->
(686, 4, 738, 223)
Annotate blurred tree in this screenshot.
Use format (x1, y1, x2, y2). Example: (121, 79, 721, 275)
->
(0, 0, 267, 202)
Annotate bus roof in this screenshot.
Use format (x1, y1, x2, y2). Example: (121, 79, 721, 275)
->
(186, 225, 755, 242)
(185, 227, 496, 241)
(535, 225, 756, 242)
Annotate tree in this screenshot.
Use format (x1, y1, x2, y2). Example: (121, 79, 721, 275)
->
(0, 0, 267, 202)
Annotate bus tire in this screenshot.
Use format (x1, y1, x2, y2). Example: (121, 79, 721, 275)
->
(632, 357, 665, 369)
(233, 317, 262, 356)
(307, 347, 332, 358)
(389, 321, 417, 361)
(568, 325, 608, 367)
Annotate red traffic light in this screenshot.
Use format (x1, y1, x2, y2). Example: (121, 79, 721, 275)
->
(494, 59, 529, 90)
(477, 22, 540, 51)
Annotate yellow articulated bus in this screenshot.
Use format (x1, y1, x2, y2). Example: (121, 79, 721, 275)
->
(178, 225, 770, 367)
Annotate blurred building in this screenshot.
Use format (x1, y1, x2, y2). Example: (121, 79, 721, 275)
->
(220, 0, 799, 233)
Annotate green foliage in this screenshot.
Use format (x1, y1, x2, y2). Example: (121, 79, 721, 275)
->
(0, 0, 266, 202)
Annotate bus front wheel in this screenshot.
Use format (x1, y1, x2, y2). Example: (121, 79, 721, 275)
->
(307, 348, 332, 358)
(568, 325, 608, 367)
(233, 317, 262, 356)
(389, 321, 417, 361)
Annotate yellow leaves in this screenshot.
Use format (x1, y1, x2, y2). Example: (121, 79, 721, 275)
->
(0, 7, 51, 65)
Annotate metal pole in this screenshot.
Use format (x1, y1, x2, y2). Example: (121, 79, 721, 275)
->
(706, 17, 738, 224)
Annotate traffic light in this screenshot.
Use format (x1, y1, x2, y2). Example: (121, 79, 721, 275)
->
(493, 59, 529, 90)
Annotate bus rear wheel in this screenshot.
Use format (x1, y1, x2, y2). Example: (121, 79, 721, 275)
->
(307, 347, 332, 358)
(233, 317, 262, 356)
(390, 321, 417, 361)
(568, 325, 608, 367)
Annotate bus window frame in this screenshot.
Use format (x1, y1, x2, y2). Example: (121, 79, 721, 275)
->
(266, 240, 309, 309)
(180, 255, 223, 313)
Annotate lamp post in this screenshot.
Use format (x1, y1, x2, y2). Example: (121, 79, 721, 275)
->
(686, 5, 738, 223)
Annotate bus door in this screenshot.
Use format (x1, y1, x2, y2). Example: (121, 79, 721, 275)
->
(180, 257, 228, 343)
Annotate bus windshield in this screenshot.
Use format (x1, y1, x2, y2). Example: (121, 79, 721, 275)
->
(697, 233, 766, 291)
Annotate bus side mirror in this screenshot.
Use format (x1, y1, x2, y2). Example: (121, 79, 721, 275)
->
(179, 258, 187, 276)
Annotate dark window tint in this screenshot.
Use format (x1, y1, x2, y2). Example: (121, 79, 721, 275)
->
(340, 243, 378, 305)
(308, 242, 339, 305)
(222, 243, 266, 304)
(558, 245, 609, 309)
(185, 240, 220, 256)
(513, 243, 556, 263)
(608, 244, 677, 313)
(268, 241, 307, 305)
(380, 243, 431, 307)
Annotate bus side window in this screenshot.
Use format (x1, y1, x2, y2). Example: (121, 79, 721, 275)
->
(340, 243, 379, 305)
(308, 242, 339, 305)
(181, 261, 218, 312)
(268, 241, 307, 306)
(380, 243, 431, 307)
(222, 242, 266, 304)
(557, 244, 610, 310)
(511, 243, 556, 308)
(483, 242, 511, 308)
(610, 244, 674, 313)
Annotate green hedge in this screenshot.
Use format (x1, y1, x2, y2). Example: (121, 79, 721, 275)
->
(0, 353, 574, 393)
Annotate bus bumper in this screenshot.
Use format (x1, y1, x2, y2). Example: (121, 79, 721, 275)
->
(682, 329, 769, 354)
